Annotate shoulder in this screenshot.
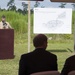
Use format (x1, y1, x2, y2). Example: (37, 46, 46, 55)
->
(46, 50, 57, 58)
(21, 52, 33, 59)
(0, 21, 2, 23)
(47, 50, 57, 56)
(66, 55, 75, 61)
(6, 22, 9, 24)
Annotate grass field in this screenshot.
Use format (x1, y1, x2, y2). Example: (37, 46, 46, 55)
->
(0, 35, 74, 75)
(0, 10, 74, 75)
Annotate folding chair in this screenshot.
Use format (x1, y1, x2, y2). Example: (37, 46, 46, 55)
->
(68, 71, 75, 75)
(31, 71, 60, 75)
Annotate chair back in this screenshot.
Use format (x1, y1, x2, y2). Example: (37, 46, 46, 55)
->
(68, 71, 75, 75)
(31, 71, 60, 75)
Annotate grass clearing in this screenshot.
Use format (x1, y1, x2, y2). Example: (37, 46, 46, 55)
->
(0, 40, 74, 75)
(0, 10, 74, 75)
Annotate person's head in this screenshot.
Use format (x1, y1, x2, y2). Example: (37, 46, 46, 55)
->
(33, 34, 48, 49)
(1, 15, 6, 22)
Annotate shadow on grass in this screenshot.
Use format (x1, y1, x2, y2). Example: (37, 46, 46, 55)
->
(67, 48, 73, 53)
(48, 48, 73, 53)
(48, 49, 68, 52)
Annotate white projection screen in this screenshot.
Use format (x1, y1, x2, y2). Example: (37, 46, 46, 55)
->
(33, 8, 72, 34)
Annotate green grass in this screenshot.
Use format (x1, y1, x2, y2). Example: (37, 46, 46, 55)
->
(0, 38, 74, 75)
(0, 10, 74, 75)
(0, 10, 74, 40)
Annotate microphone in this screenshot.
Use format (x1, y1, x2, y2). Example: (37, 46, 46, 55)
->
(2, 21, 7, 29)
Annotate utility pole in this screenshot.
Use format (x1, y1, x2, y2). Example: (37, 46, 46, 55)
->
(28, 0, 31, 52)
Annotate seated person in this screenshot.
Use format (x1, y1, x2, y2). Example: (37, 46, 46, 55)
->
(0, 15, 12, 29)
(19, 34, 58, 75)
(61, 55, 75, 75)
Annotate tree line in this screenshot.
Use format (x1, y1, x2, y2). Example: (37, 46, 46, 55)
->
(0, 0, 41, 15)
(0, 0, 75, 15)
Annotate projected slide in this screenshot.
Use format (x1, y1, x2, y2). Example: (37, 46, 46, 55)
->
(34, 8, 72, 34)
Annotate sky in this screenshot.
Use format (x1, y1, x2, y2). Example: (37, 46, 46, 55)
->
(0, 0, 74, 9)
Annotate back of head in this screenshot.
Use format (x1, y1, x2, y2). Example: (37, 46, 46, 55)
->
(33, 34, 48, 48)
(1, 15, 6, 22)
(1, 15, 6, 18)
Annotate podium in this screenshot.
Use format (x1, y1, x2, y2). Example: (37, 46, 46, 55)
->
(0, 29, 14, 59)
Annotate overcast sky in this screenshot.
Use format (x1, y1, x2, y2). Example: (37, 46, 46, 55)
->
(0, 0, 73, 9)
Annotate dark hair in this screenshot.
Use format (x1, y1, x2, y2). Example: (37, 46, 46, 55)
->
(2, 15, 6, 18)
(33, 34, 48, 47)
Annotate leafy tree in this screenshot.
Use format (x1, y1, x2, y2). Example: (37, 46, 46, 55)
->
(17, 9, 23, 14)
(1, 9, 6, 11)
(41, 5, 45, 8)
(8, 5, 16, 11)
(59, 3, 66, 8)
(0, 6, 1, 11)
(22, 2, 28, 15)
(34, 1, 40, 7)
(72, 3, 75, 9)
(30, 9, 33, 14)
(7, 0, 16, 11)
(7, 0, 14, 6)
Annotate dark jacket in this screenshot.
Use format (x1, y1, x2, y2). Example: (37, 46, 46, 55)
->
(61, 55, 75, 75)
(19, 48, 58, 75)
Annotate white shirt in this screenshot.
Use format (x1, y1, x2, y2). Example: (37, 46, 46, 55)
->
(0, 21, 12, 29)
